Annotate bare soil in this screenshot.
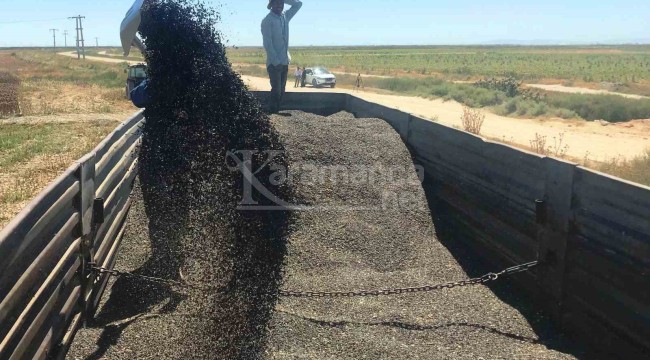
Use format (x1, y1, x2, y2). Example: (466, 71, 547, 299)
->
(525, 83, 649, 100)
(55, 51, 650, 163)
(241, 75, 650, 162)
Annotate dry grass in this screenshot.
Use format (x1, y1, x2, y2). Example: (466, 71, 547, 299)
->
(0, 118, 122, 227)
(584, 150, 650, 186)
(0, 50, 138, 226)
(460, 106, 485, 134)
(18, 80, 130, 116)
(0, 50, 133, 117)
(529, 132, 569, 158)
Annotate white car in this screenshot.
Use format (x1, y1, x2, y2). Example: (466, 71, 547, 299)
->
(304, 67, 336, 88)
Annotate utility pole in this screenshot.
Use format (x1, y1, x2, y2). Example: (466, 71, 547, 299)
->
(49, 29, 58, 50)
(63, 30, 69, 48)
(95, 37, 99, 48)
(68, 15, 86, 59)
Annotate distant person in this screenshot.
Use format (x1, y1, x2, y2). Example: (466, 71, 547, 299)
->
(294, 66, 302, 87)
(301, 67, 307, 87)
(355, 73, 364, 92)
(261, 0, 303, 113)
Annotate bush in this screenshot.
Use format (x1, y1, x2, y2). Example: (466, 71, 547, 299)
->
(531, 102, 549, 117)
(461, 106, 485, 135)
(552, 108, 578, 119)
(545, 93, 650, 122)
(596, 150, 650, 186)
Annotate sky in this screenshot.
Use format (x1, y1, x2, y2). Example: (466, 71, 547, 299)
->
(0, 0, 649, 48)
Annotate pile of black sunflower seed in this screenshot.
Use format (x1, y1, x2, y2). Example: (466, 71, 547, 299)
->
(137, 0, 294, 357)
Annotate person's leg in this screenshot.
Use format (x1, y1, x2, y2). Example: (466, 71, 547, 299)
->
(279, 65, 288, 107)
(267, 65, 280, 113)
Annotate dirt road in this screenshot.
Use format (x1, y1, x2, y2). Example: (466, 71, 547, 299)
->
(57, 51, 144, 66)
(55, 51, 649, 162)
(243, 75, 650, 162)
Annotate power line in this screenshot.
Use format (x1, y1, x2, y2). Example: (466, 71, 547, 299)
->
(68, 15, 86, 60)
(63, 30, 69, 48)
(95, 37, 99, 48)
(49, 29, 58, 50)
(0, 18, 67, 25)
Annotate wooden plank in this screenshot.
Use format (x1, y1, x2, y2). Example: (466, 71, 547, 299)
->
(410, 133, 545, 194)
(93, 169, 136, 257)
(30, 285, 80, 360)
(537, 157, 575, 311)
(435, 185, 538, 261)
(0, 182, 78, 301)
(574, 211, 650, 263)
(410, 130, 544, 186)
(93, 111, 144, 161)
(3, 256, 79, 360)
(416, 147, 545, 204)
(417, 153, 541, 214)
(423, 158, 536, 228)
(0, 214, 78, 337)
(94, 197, 132, 269)
(77, 154, 96, 237)
(425, 163, 539, 234)
(0, 173, 78, 277)
(20, 275, 79, 360)
(417, 156, 540, 237)
(572, 238, 649, 303)
(104, 158, 139, 209)
(53, 312, 82, 360)
(0, 241, 79, 357)
(92, 219, 129, 313)
(573, 189, 650, 243)
(95, 124, 142, 186)
(562, 304, 649, 359)
(429, 188, 539, 295)
(96, 138, 140, 199)
(279, 92, 347, 114)
(408, 118, 545, 177)
(575, 166, 650, 200)
(573, 173, 650, 220)
(0, 163, 77, 247)
(565, 267, 650, 347)
(481, 139, 544, 175)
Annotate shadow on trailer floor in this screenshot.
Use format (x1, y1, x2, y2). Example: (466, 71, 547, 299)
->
(423, 181, 592, 359)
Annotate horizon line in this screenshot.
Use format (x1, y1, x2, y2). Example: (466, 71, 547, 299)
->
(3, 42, 650, 49)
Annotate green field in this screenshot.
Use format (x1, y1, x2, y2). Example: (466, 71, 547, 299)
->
(227, 45, 650, 84)
(229, 46, 650, 122)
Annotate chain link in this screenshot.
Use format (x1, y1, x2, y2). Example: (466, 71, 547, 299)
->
(89, 263, 189, 288)
(90, 261, 538, 298)
(279, 261, 538, 298)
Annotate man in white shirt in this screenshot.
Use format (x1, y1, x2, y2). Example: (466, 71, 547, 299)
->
(261, 0, 303, 113)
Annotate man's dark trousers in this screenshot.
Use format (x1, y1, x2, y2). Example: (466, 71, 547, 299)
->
(267, 64, 288, 113)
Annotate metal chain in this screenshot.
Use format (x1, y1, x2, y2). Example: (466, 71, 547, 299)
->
(90, 261, 538, 298)
(90, 263, 190, 289)
(279, 261, 539, 298)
